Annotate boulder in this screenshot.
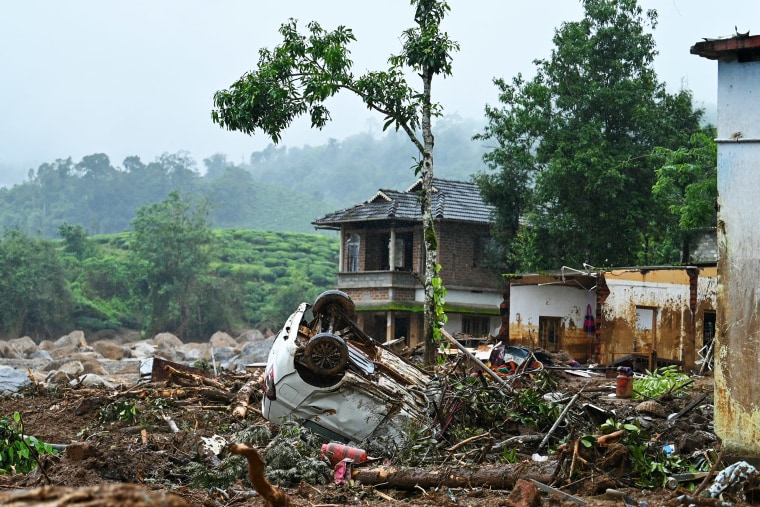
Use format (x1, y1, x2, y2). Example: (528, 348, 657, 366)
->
(81, 359, 107, 376)
(129, 341, 156, 359)
(38, 340, 55, 351)
(175, 342, 210, 363)
(238, 337, 275, 362)
(209, 331, 237, 349)
(28, 349, 53, 361)
(54, 330, 88, 349)
(153, 333, 183, 351)
(92, 340, 126, 360)
(0, 365, 30, 394)
(57, 360, 85, 378)
(0, 341, 22, 359)
(9, 336, 37, 357)
(236, 329, 266, 344)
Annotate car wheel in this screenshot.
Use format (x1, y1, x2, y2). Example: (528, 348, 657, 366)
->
(303, 332, 349, 376)
(312, 290, 355, 321)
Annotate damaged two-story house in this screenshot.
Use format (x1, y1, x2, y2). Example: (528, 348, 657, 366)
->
(313, 178, 503, 347)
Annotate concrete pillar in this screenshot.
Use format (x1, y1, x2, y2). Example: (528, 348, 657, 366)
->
(692, 35, 760, 456)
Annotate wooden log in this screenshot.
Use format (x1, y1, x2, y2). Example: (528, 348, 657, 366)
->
(351, 463, 554, 490)
(232, 374, 263, 419)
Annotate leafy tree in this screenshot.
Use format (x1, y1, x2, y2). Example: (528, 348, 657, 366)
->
(130, 191, 216, 340)
(0, 230, 72, 339)
(475, 0, 703, 271)
(58, 222, 91, 260)
(650, 128, 717, 264)
(212, 0, 459, 365)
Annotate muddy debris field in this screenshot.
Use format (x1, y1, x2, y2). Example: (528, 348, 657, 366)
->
(0, 345, 756, 507)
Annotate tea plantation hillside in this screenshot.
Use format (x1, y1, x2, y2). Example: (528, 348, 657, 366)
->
(80, 229, 339, 336)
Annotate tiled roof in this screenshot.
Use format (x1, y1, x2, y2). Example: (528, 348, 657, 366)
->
(313, 178, 493, 228)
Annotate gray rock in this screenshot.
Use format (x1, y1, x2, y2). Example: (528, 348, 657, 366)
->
(28, 349, 53, 361)
(0, 365, 30, 394)
(211, 346, 236, 362)
(129, 341, 156, 359)
(236, 329, 266, 344)
(153, 333, 183, 351)
(176, 342, 210, 363)
(238, 337, 275, 362)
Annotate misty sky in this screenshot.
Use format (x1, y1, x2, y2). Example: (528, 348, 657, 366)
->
(2, 1, 757, 187)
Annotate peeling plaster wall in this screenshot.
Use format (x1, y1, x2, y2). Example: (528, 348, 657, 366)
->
(508, 285, 594, 361)
(600, 270, 692, 367)
(714, 59, 760, 455)
(507, 269, 716, 368)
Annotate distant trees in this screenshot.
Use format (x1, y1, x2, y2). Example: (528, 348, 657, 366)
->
(0, 230, 72, 339)
(475, 0, 705, 271)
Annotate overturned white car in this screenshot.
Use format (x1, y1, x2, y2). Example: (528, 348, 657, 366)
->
(262, 290, 437, 445)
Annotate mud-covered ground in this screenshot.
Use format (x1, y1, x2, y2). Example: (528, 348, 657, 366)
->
(0, 364, 749, 507)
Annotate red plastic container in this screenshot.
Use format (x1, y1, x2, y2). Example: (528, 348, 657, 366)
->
(616, 374, 633, 398)
(320, 443, 368, 466)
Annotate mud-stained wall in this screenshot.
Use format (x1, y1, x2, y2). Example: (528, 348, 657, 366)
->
(507, 269, 716, 368)
(599, 269, 695, 367)
(713, 58, 760, 455)
(508, 284, 595, 361)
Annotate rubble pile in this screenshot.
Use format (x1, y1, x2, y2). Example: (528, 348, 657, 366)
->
(0, 321, 755, 506)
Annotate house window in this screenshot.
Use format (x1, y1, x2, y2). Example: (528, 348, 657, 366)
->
(634, 306, 657, 352)
(346, 234, 360, 272)
(539, 316, 561, 352)
(394, 231, 414, 270)
(462, 316, 490, 337)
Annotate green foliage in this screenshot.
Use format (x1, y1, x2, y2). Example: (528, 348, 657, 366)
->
(130, 192, 218, 340)
(475, 0, 704, 271)
(0, 229, 73, 338)
(432, 264, 448, 363)
(0, 412, 58, 474)
(647, 129, 717, 264)
(633, 365, 692, 399)
(597, 417, 706, 488)
(98, 400, 140, 424)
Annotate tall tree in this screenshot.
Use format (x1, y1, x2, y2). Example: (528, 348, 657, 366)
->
(475, 0, 703, 271)
(130, 191, 214, 340)
(211, 0, 459, 365)
(651, 128, 717, 264)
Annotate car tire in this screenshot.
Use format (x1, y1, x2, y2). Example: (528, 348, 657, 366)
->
(303, 332, 349, 376)
(312, 290, 355, 320)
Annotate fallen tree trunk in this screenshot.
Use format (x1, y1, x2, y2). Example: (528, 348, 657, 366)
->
(232, 373, 263, 419)
(352, 463, 554, 490)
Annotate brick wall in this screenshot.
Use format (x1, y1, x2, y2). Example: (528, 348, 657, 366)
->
(437, 222, 501, 289)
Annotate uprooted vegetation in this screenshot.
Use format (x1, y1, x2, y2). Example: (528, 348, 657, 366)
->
(1, 349, 751, 507)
